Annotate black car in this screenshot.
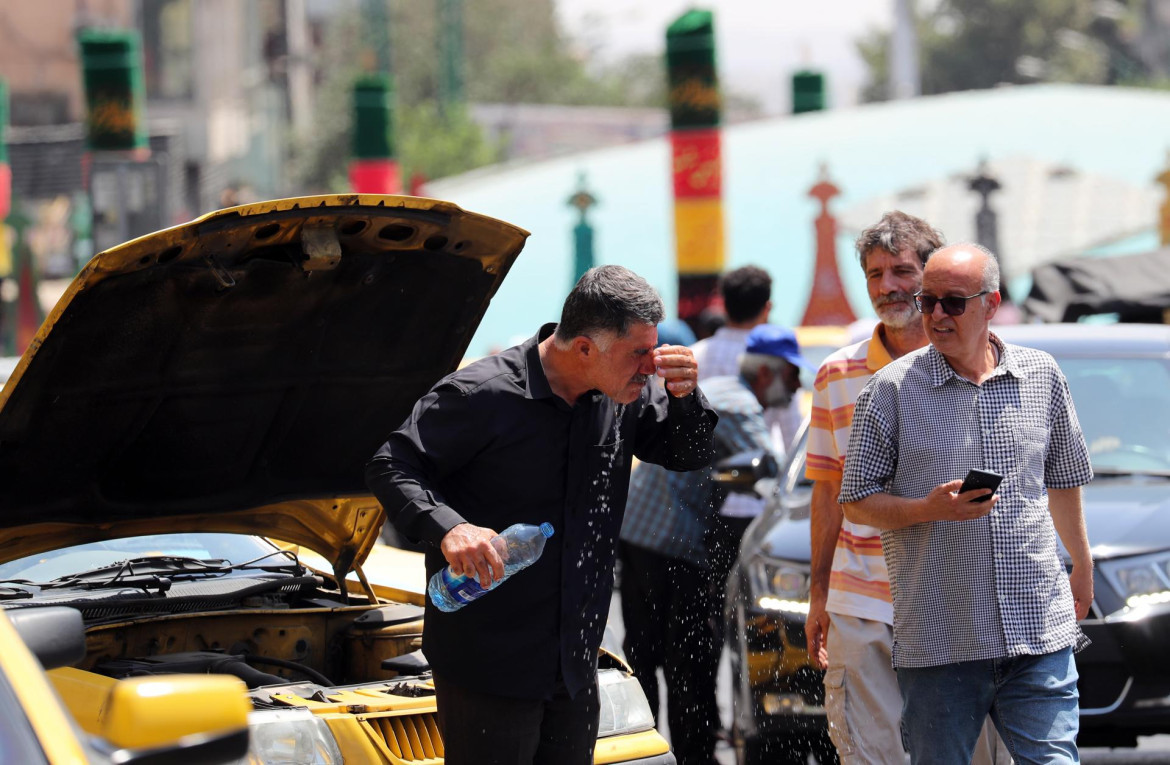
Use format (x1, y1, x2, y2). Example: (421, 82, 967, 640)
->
(723, 323, 1170, 762)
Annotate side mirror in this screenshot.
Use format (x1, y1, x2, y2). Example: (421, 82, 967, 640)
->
(51, 670, 252, 765)
(7, 607, 86, 670)
(713, 450, 779, 495)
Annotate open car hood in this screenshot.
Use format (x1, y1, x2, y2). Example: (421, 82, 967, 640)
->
(0, 195, 528, 574)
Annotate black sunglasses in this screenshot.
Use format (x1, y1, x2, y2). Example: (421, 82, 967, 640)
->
(913, 290, 989, 317)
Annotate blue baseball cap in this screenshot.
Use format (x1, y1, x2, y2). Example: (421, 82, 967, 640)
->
(744, 324, 814, 371)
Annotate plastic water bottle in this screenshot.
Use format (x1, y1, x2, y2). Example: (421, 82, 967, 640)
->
(428, 522, 555, 612)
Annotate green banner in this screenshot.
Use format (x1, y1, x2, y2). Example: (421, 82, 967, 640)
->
(352, 75, 396, 160)
(78, 29, 148, 151)
(666, 9, 720, 130)
(792, 70, 826, 114)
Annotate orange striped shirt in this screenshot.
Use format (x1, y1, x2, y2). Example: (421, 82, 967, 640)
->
(806, 325, 896, 624)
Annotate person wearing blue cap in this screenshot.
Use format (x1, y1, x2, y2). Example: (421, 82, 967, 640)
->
(619, 323, 809, 765)
(702, 324, 815, 697)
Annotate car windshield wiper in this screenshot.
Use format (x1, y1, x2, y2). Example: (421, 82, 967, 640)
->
(44, 550, 304, 591)
(0, 582, 37, 600)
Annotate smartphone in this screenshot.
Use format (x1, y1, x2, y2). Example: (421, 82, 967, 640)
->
(958, 469, 1003, 502)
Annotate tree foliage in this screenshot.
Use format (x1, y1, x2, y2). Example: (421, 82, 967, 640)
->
(857, 0, 1153, 101)
(292, 0, 667, 191)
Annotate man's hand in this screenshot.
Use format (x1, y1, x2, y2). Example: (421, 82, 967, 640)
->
(920, 479, 998, 522)
(654, 345, 698, 398)
(1069, 562, 1094, 620)
(806, 595, 831, 669)
(440, 523, 505, 589)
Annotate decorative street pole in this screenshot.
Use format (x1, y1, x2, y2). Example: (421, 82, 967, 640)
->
(567, 172, 597, 288)
(968, 158, 1008, 301)
(666, 9, 725, 334)
(799, 165, 857, 326)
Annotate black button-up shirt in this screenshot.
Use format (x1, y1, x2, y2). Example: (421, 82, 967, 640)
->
(366, 323, 717, 699)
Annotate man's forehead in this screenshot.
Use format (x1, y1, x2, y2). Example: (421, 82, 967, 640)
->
(924, 252, 981, 287)
(622, 323, 658, 348)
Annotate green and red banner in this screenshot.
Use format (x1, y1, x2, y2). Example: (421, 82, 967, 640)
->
(77, 30, 148, 153)
(349, 75, 400, 194)
(667, 9, 724, 329)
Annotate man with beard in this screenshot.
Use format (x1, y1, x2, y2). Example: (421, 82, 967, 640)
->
(367, 265, 718, 765)
(805, 213, 1009, 764)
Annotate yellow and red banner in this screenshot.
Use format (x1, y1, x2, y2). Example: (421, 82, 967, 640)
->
(667, 10, 724, 330)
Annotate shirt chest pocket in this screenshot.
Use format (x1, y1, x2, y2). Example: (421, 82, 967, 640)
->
(1014, 425, 1048, 496)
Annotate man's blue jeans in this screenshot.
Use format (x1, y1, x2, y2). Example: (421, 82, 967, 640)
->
(897, 647, 1079, 765)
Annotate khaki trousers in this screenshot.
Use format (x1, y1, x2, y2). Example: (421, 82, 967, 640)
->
(824, 614, 1012, 765)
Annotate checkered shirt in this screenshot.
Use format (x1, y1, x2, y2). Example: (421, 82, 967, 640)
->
(621, 376, 775, 565)
(840, 334, 1094, 668)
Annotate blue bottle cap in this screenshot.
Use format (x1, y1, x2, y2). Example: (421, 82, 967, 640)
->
(539, 522, 554, 538)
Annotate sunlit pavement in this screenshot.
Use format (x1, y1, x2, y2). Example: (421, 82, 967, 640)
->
(609, 589, 1170, 764)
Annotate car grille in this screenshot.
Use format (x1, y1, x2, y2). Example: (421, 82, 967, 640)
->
(374, 712, 444, 763)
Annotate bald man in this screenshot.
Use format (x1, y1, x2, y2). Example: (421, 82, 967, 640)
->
(838, 244, 1093, 764)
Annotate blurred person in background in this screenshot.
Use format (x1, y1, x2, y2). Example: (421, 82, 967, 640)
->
(805, 213, 1009, 764)
(692, 265, 803, 462)
(620, 323, 805, 765)
(691, 265, 772, 379)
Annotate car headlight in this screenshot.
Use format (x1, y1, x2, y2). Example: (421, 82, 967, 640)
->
(596, 669, 655, 738)
(240, 708, 343, 764)
(747, 555, 810, 615)
(1099, 552, 1170, 611)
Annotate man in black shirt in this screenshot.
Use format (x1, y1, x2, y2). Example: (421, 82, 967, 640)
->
(366, 265, 717, 764)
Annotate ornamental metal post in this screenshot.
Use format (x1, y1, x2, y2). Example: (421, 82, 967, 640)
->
(968, 158, 1008, 301)
(567, 172, 597, 287)
(799, 165, 857, 326)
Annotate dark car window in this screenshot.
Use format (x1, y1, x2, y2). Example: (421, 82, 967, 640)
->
(1062, 357, 1170, 473)
(0, 533, 281, 582)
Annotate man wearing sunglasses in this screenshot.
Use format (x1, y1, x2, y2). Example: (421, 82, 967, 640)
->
(806, 214, 1007, 765)
(840, 244, 1094, 764)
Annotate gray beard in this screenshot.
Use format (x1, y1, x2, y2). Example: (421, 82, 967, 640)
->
(764, 377, 793, 409)
(876, 302, 916, 329)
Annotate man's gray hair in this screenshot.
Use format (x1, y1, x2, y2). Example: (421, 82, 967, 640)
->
(738, 351, 788, 380)
(554, 265, 665, 349)
(940, 242, 1001, 292)
(855, 210, 945, 270)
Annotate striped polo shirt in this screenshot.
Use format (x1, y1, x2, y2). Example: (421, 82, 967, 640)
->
(806, 325, 894, 625)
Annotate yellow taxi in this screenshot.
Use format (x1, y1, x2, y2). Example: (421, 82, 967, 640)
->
(0, 195, 673, 764)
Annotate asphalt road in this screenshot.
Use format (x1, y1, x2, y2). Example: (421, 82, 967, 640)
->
(607, 591, 1170, 764)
